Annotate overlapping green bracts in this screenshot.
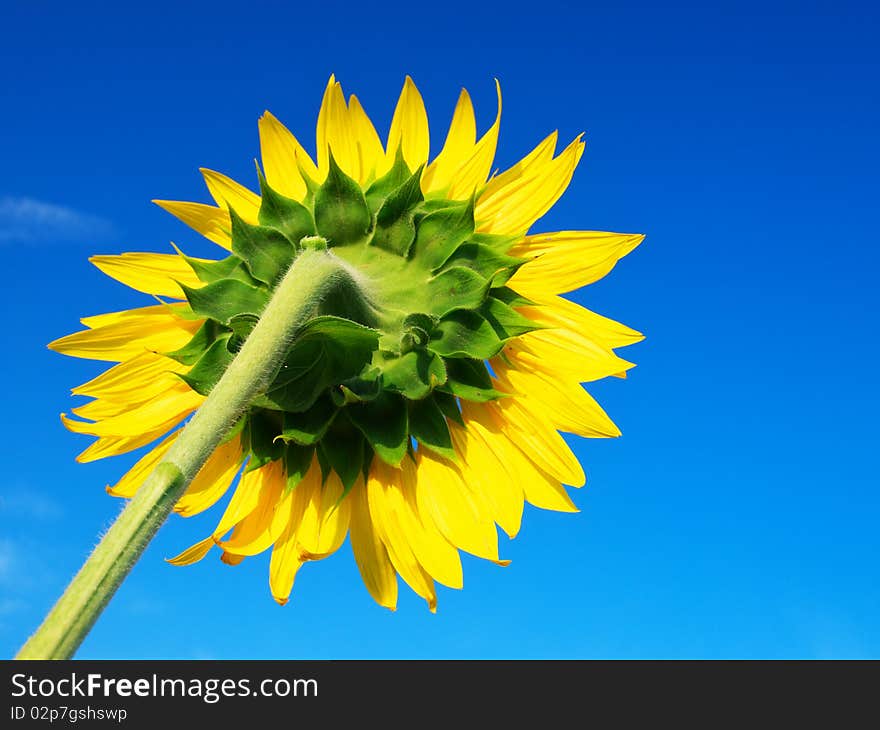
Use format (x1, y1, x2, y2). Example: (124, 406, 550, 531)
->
(168, 153, 540, 493)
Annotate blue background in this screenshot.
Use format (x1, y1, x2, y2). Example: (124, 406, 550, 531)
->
(1, 0, 877, 658)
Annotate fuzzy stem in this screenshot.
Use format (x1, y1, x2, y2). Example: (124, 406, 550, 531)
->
(18, 246, 354, 659)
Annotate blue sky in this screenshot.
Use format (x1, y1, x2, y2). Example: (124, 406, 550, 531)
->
(1, 0, 878, 658)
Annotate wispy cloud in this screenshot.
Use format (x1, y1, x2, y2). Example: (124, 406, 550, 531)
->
(0, 196, 114, 243)
(0, 489, 63, 522)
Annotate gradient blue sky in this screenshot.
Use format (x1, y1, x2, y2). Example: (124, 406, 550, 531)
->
(1, 0, 878, 658)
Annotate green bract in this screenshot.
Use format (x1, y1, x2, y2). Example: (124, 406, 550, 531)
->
(169, 153, 540, 493)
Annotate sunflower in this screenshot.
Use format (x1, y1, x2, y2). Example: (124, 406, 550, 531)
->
(51, 76, 643, 612)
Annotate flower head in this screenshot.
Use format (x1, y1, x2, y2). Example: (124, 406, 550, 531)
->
(51, 76, 643, 611)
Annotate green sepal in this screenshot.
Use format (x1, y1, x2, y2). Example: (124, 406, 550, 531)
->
(319, 416, 365, 493)
(243, 410, 284, 471)
(371, 164, 424, 257)
(332, 367, 382, 406)
(411, 198, 475, 269)
(314, 154, 372, 246)
(429, 309, 503, 359)
(364, 152, 412, 212)
(424, 266, 490, 317)
(181, 278, 269, 325)
(229, 207, 296, 286)
(279, 394, 337, 445)
(492, 285, 536, 308)
(346, 391, 409, 466)
(263, 316, 379, 412)
(467, 231, 523, 255)
(256, 169, 316, 244)
(440, 242, 524, 287)
(183, 253, 259, 286)
(433, 390, 464, 426)
(409, 398, 456, 461)
(166, 319, 226, 365)
(177, 335, 234, 395)
(439, 358, 506, 402)
(284, 442, 314, 488)
(379, 349, 447, 400)
(480, 296, 543, 339)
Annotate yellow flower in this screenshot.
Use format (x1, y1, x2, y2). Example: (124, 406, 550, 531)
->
(50, 76, 643, 611)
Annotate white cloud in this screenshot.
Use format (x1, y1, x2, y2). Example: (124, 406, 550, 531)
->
(0, 490, 63, 521)
(0, 196, 114, 243)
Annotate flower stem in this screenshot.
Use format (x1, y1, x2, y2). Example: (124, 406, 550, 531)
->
(18, 245, 355, 659)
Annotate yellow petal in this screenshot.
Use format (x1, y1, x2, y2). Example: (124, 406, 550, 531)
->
(348, 94, 388, 184)
(397, 458, 463, 589)
(72, 351, 186, 401)
(61, 382, 203, 439)
(75, 434, 165, 463)
(508, 330, 635, 383)
(422, 88, 477, 193)
(259, 110, 316, 200)
(211, 464, 267, 539)
(166, 537, 215, 566)
(509, 230, 644, 294)
(200, 169, 261, 224)
(478, 399, 586, 487)
(415, 449, 504, 563)
(219, 459, 286, 556)
(106, 431, 179, 498)
(50, 306, 201, 362)
(174, 434, 244, 517)
(349, 479, 398, 610)
(479, 131, 557, 201)
(477, 423, 578, 511)
(268, 469, 315, 606)
(89, 251, 207, 299)
(382, 76, 429, 175)
(78, 302, 187, 330)
(295, 468, 351, 560)
(515, 294, 643, 350)
(316, 78, 360, 181)
(448, 418, 524, 538)
(493, 360, 621, 439)
(476, 135, 584, 235)
(447, 80, 502, 199)
(367, 460, 438, 610)
(152, 200, 232, 249)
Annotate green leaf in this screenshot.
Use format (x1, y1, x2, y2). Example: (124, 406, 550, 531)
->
(284, 442, 314, 488)
(410, 199, 475, 269)
(319, 417, 365, 493)
(433, 390, 464, 426)
(257, 170, 316, 244)
(480, 296, 541, 339)
(346, 391, 409, 466)
(379, 349, 447, 400)
(371, 165, 424, 257)
(181, 278, 269, 325)
(439, 358, 506, 402)
(177, 336, 233, 395)
(279, 395, 338, 445)
(429, 310, 503, 359)
(183, 253, 258, 286)
(229, 208, 296, 286)
(409, 398, 456, 460)
(424, 266, 490, 317)
(440, 242, 523, 287)
(314, 154, 372, 246)
(166, 319, 226, 365)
